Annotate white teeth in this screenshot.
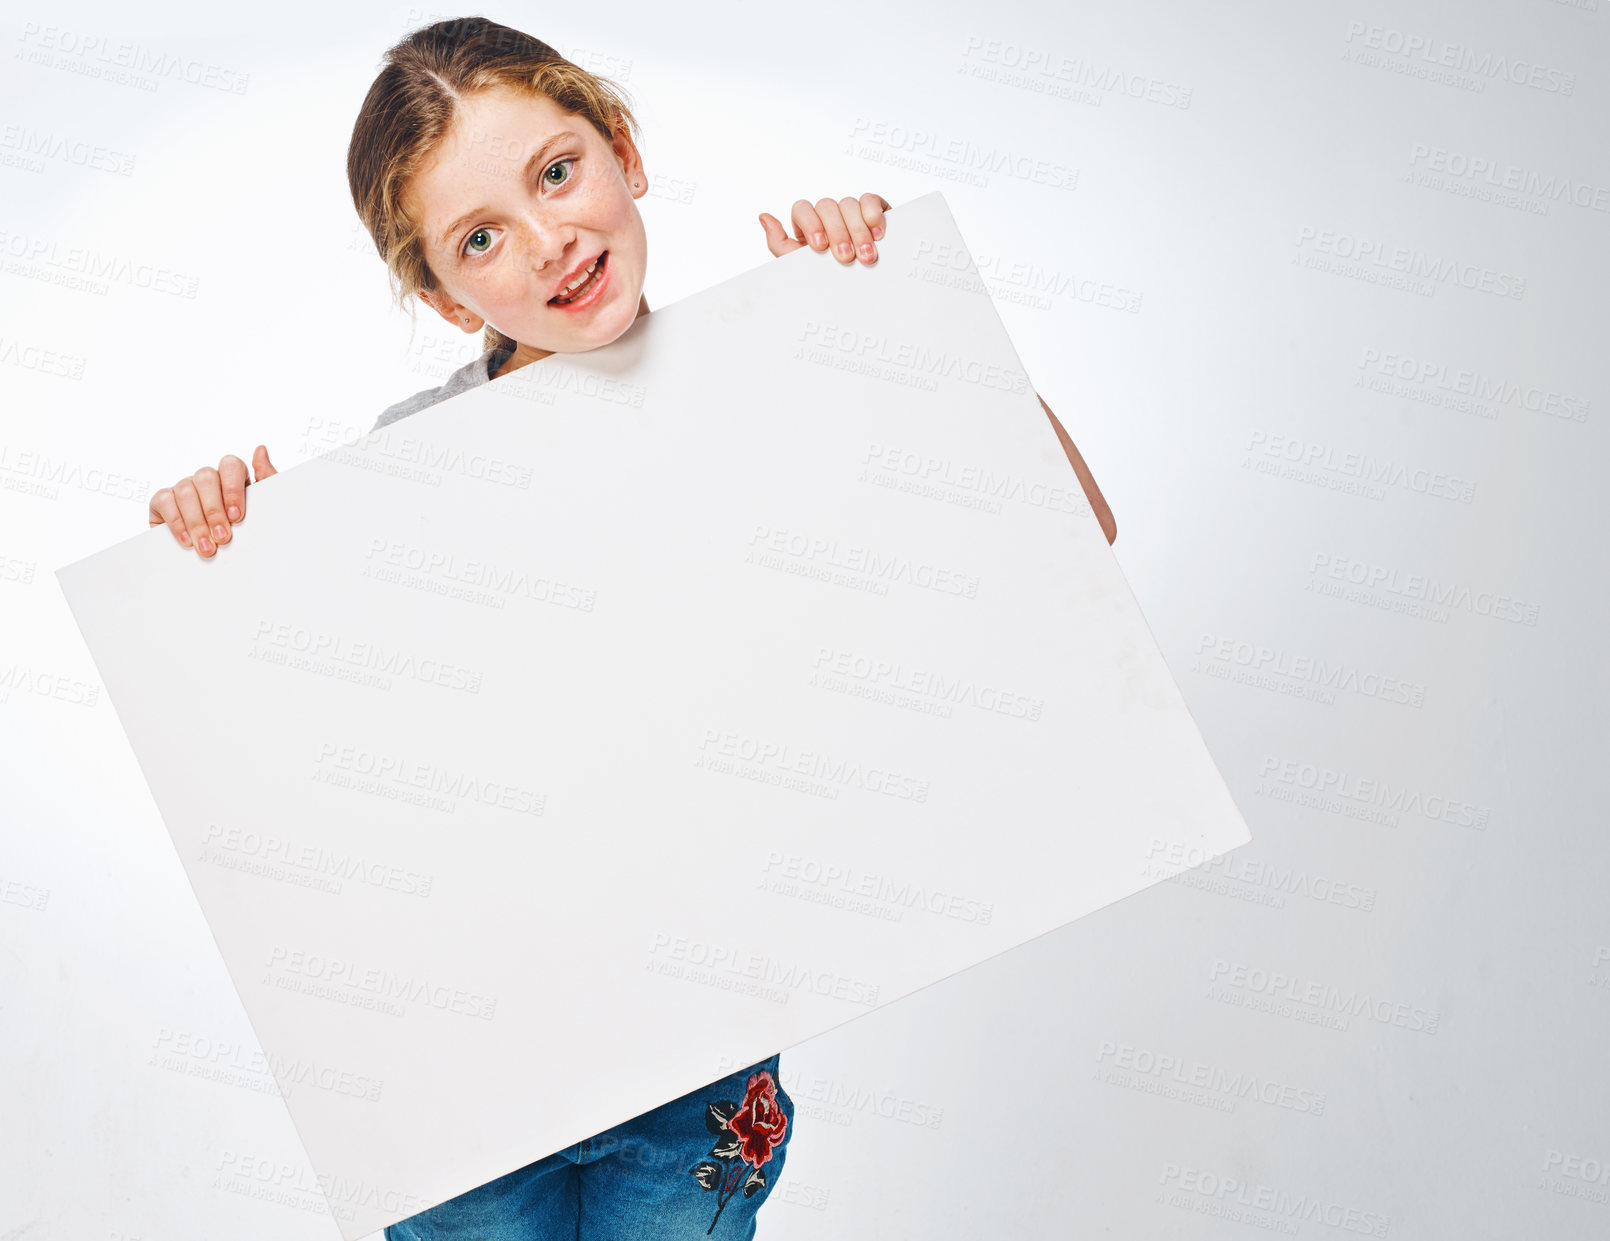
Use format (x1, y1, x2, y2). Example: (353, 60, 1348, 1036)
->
(556, 257, 601, 298)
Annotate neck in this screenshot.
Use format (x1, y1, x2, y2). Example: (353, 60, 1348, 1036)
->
(494, 294, 651, 379)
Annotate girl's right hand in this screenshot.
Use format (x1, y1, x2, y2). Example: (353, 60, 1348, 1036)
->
(147, 445, 277, 557)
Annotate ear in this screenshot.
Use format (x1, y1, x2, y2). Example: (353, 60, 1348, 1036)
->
(610, 115, 647, 198)
(418, 288, 482, 333)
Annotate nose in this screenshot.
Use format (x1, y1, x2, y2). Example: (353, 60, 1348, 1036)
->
(514, 212, 574, 280)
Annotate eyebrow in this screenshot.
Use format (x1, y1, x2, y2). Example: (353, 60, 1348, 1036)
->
(435, 130, 575, 251)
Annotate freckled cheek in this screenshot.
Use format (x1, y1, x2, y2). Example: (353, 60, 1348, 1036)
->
(575, 175, 633, 227)
(571, 183, 616, 222)
(476, 269, 532, 316)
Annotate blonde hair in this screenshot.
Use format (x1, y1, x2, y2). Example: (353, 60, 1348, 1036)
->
(347, 16, 642, 357)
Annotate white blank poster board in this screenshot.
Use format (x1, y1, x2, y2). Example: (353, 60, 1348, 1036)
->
(55, 191, 1250, 1238)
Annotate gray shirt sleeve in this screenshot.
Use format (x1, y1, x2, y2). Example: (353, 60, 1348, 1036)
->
(371, 346, 508, 432)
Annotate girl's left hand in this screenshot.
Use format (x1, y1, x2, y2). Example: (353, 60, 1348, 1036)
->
(759, 194, 890, 265)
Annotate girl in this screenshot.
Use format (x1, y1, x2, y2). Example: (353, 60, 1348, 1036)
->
(145, 16, 1115, 1239)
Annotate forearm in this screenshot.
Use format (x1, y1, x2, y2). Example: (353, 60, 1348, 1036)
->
(1038, 393, 1116, 545)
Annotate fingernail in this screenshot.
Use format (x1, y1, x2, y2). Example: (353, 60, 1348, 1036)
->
(198, 537, 213, 554)
(812, 231, 825, 247)
(228, 505, 241, 521)
(178, 530, 191, 546)
(837, 242, 852, 258)
(872, 225, 883, 240)
(859, 243, 874, 259)
(213, 523, 228, 541)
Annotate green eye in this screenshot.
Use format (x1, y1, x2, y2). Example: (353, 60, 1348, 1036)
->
(545, 158, 575, 186)
(465, 228, 493, 255)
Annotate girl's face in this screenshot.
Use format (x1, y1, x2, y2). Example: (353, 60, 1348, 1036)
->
(405, 85, 649, 357)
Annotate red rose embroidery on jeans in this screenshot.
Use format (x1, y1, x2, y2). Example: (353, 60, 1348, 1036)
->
(689, 1069, 789, 1234)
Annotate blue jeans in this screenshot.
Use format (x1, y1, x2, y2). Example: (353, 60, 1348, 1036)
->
(383, 1054, 795, 1240)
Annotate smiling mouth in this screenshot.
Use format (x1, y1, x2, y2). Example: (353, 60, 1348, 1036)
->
(549, 251, 608, 305)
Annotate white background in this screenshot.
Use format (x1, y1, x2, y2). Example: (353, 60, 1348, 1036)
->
(2, 0, 1606, 1237)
